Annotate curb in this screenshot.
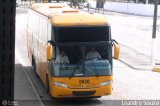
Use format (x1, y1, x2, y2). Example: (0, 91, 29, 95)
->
(152, 67, 160, 72)
(118, 59, 152, 71)
(16, 64, 44, 106)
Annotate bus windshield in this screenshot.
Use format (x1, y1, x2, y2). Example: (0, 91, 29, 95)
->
(52, 43, 112, 77)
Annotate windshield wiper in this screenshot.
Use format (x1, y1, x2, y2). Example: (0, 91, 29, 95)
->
(69, 59, 82, 79)
(82, 58, 98, 76)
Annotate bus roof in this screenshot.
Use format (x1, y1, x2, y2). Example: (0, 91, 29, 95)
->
(31, 3, 110, 27)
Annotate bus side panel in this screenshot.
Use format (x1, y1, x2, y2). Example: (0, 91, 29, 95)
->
(33, 34, 40, 76)
(38, 16, 49, 87)
(27, 9, 33, 64)
(39, 41, 48, 86)
(27, 28, 33, 64)
(31, 10, 40, 77)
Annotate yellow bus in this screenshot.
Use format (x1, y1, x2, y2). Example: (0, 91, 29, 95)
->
(27, 3, 120, 98)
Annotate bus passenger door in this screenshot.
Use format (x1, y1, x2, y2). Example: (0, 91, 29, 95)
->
(38, 17, 49, 86)
(27, 28, 33, 64)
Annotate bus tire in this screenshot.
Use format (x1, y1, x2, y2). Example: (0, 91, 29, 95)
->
(32, 55, 34, 66)
(95, 96, 101, 98)
(32, 56, 39, 78)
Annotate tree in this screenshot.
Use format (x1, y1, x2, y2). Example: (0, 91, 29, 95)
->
(69, 0, 87, 8)
(43, 0, 87, 8)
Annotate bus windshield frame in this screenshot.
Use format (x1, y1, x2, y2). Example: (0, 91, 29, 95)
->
(49, 25, 113, 77)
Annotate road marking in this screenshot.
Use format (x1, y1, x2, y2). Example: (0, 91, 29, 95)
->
(15, 48, 44, 106)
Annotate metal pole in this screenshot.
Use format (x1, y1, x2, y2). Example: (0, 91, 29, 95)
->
(48, 0, 51, 3)
(152, 0, 158, 39)
(87, 3, 90, 12)
(146, 0, 149, 4)
(151, 0, 158, 66)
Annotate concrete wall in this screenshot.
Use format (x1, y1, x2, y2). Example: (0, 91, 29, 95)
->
(89, 1, 160, 16)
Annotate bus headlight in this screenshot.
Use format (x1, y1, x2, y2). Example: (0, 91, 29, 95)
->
(100, 80, 113, 86)
(53, 82, 68, 88)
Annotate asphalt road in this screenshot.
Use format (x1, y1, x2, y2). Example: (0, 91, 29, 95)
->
(23, 66, 122, 106)
(23, 59, 160, 105)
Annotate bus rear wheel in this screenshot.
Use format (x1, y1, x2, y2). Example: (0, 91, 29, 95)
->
(32, 55, 39, 78)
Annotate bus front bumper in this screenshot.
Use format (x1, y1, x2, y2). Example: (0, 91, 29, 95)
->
(50, 84, 112, 98)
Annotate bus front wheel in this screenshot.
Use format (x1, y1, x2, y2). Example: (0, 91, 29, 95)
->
(32, 55, 39, 78)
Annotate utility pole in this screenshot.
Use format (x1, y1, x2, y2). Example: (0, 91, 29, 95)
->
(151, 0, 158, 66)
(146, 0, 149, 4)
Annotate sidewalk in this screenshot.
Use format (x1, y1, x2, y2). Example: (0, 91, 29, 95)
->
(119, 44, 152, 70)
(119, 44, 160, 70)
(14, 64, 44, 106)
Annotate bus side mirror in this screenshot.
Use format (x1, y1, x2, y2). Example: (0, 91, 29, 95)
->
(47, 45, 53, 61)
(113, 44, 120, 59)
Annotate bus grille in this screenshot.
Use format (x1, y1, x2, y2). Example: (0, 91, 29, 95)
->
(73, 91, 96, 96)
(70, 83, 99, 89)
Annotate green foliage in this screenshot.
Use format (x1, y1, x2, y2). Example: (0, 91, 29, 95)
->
(77, 0, 86, 3)
(68, 0, 87, 3)
(65, 0, 87, 8)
